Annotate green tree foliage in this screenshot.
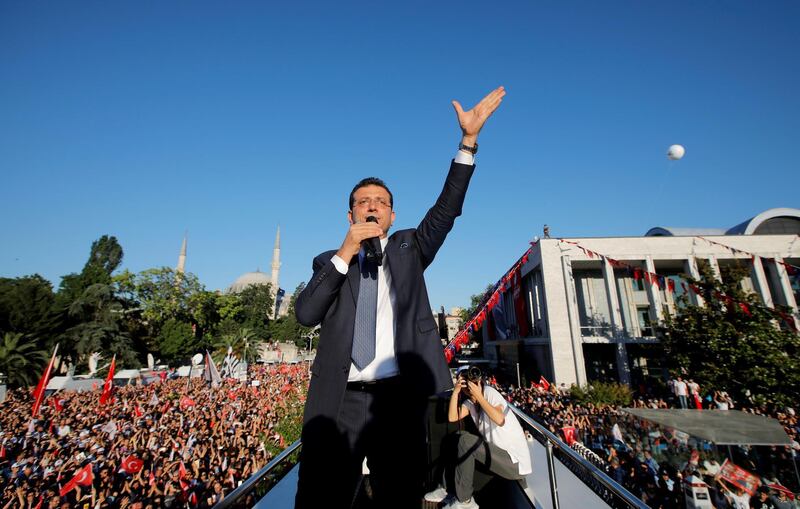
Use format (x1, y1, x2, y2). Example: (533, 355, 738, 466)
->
(211, 327, 263, 365)
(57, 235, 124, 307)
(459, 283, 496, 323)
(237, 283, 274, 339)
(661, 262, 799, 408)
(269, 283, 317, 349)
(0, 332, 50, 388)
(156, 319, 196, 363)
(59, 283, 138, 367)
(0, 275, 55, 337)
(569, 382, 633, 406)
(119, 267, 204, 328)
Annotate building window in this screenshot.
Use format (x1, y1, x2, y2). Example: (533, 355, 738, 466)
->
(525, 270, 547, 337)
(637, 307, 654, 337)
(574, 269, 613, 338)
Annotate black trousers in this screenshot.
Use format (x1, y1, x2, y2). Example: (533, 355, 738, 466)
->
(295, 377, 429, 509)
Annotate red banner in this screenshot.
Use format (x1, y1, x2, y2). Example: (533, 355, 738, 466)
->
(719, 459, 760, 495)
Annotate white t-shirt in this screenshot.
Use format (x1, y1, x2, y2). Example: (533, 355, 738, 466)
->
(464, 385, 532, 476)
(674, 380, 688, 397)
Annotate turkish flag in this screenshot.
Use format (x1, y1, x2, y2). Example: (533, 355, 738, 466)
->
(121, 455, 143, 474)
(539, 376, 551, 391)
(179, 461, 188, 480)
(32, 344, 59, 417)
(561, 427, 577, 446)
(179, 396, 195, 409)
(99, 356, 116, 405)
(59, 463, 94, 497)
(53, 398, 64, 413)
(134, 405, 143, 418)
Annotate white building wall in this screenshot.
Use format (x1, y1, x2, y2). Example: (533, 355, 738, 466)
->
(503, 234, 800, 387)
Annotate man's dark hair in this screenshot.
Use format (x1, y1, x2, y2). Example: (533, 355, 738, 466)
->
(349, 177, 393, 210)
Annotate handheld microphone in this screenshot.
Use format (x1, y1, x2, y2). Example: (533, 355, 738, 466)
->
(364, 216, 383, 266)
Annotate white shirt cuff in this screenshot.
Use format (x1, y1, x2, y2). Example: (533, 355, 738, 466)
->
(454, 150, 475, 166)
(331, 255, 349, 275)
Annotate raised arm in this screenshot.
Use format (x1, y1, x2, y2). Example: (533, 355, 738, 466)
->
(416, 86, 506, 266)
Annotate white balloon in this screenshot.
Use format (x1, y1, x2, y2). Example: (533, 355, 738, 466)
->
(667, 144, 685, 160)
(191, 353, 203, 366)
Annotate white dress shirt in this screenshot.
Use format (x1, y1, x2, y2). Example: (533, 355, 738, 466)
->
(331, 151, 475, 381)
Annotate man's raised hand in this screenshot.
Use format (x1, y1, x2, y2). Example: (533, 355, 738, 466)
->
(452, 86, 506, 145)
(337, 222, 384, 264)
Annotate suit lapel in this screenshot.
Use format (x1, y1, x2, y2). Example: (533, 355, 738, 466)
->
(347, 256, 361, 306)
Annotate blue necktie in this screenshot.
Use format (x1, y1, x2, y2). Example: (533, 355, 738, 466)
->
(352, 258, 378, 370)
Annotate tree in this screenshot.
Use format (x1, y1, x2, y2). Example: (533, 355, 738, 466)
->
(237, 283, 274, 340)
(156, 319, 196, 364)
(269, 282, 317, 349)
(57, 235, 123, 307)
(119, 267, 204, 327)
(59, 283, 138, 368)
(661, 262, 799, 408)
(212, 327, 263, 365)
(0, 275, 55, 337)
(459, 283, 496, 323)
(0, 332, 49, 388)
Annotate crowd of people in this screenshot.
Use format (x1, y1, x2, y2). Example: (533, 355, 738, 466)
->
(3, 357, 799, 509)
(0, 362, 310, 509)
(503, 380, 800, 508)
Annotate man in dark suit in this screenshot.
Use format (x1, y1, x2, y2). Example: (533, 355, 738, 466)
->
(294, 86, 506, 509)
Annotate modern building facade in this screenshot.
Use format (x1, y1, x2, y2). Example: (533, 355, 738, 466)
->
(482, 208, 800, 388)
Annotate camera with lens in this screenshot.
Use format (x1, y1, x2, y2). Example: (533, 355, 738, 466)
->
(458, 365, 483, 383)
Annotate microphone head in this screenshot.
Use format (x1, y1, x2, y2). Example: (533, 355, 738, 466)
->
(366, 216, 378, 223)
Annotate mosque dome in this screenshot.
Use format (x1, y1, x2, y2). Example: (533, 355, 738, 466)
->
(228, 270, 273, 293)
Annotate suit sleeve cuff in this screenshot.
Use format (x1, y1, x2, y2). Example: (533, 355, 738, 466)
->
(331, 255, 349, 275)
(454, 150, 475, 166)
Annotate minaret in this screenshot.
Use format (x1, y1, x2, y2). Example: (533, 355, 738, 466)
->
(270, 226, 281, 318)
(176, 232, 188, 274)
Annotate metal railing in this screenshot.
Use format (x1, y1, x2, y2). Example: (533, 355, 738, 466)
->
(215, 403, 649, 509)
(508, 405, 650, 509)
(213, 439, 302, 509)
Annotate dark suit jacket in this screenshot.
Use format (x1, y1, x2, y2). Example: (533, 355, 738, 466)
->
(295, 160, 475, 424)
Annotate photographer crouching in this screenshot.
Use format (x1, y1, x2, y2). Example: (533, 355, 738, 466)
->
(425, 367, 532, 509)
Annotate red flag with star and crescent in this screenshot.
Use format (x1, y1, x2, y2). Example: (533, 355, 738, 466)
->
(59, 463, 94, 497)
(31, 344, 59, 417)
(99, 355, 116, 405)
(121, 455, 144, 474)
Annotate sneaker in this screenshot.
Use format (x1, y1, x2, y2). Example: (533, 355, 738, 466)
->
(423, 486, 449, 503)
(443, 497, 479, 509)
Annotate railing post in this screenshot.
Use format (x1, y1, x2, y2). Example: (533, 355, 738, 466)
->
(545, 441, 560, 509)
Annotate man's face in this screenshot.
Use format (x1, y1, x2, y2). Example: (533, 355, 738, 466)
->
(348, 185, 395, 238)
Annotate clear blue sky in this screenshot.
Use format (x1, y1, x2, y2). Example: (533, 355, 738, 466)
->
(1, 1, 798, 310)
